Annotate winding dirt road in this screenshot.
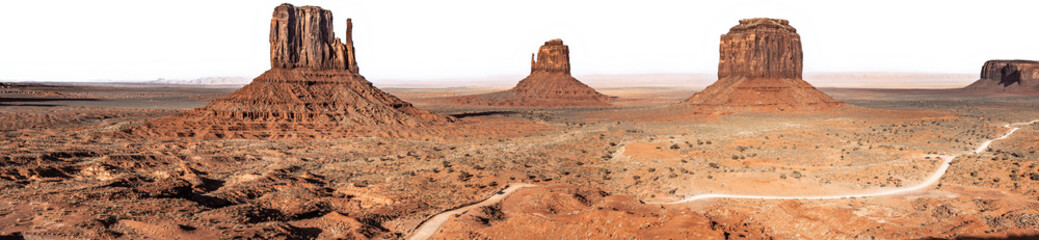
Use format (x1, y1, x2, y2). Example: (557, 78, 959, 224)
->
(657, 119, 1038, 204)
(408, 183, 536, 240)
(407, 120, 1037, 240)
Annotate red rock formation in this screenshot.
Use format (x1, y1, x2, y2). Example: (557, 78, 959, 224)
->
(452, 39, 613, 107)
(718, 18, 802, 79)
(530, 39, 570, 74)
(269, 4, 358, 72)
(685, 18, 842, 112)
(134, 4, 450, 139)
(964, 60, 1039, 94)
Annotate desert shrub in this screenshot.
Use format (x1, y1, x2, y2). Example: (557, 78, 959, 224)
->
(458, 171, 473, 182)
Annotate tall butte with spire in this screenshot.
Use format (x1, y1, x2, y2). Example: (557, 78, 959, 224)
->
(133, 3, 451, 139)
(452, 39, 613, 107)
(685, 18, 842, 112)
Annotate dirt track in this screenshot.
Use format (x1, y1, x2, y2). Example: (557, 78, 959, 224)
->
(409, 119, 1038, 239)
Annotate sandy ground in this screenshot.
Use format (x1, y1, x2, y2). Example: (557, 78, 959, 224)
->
(2, 81, 1039, 239)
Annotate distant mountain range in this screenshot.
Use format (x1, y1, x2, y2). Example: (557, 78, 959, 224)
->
(147, 77, 251, 85)
(375, 72, 976, 89)
(2, 72, 977, 89)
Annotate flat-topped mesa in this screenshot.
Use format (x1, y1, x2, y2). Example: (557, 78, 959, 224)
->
(964, 59, 1039, 93)
(530, 39, 571, 74)
(270, 3, 358, 72)
(684, 18, 841, 112)
(718, 18, 802, 79)
(980, 60, 1039, 87)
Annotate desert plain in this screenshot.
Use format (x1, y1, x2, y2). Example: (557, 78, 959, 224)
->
(2, 77, 1039, 239)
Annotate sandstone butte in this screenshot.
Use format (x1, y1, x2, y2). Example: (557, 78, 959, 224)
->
(131, 3, 452, 139)
(684, 18, 843, 112)
(452, 39, 614, 107)
(964, 59, 1039, 94)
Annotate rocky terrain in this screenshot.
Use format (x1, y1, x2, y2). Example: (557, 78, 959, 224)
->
(451, 39, 615, 107)
(131, 4, 453, 139)
(965, 60, 1039, 94)
(5, 81, 1039, 239)
(684, 18, 843, 112)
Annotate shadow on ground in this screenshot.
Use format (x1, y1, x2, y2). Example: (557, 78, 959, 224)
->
(919, 235, 1039, 240)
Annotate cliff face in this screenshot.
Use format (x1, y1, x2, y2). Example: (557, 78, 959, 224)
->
(269, 3, 359, 72)
(134, 4, 450, 139)
(980, 60, 1039, 83)
(965, 60, 1039, 93)
(717, 18, 802, 79)
(530, 39, 571, 74)
(452, 39, 613, 107)
(686, 18, 841, 112)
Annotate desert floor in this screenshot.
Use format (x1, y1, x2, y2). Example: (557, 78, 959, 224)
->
(2, 82, 1039, 239)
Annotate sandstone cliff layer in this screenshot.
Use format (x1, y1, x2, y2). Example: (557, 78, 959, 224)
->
(453, 39, 613, 107)
(530, 39, 570, 74)
(134, 4, 450, 139)
(718, 18, 802, 79)
(270, 3, 359, 72)
(686, 18, 842, 112)
(964, 60, 1039, 94)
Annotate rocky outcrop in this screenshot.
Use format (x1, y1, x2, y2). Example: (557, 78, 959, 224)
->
(717, 18, 802, 79)
(964, 60, 1039, 94)
(133, 4, 450, 139)
(530, 39, 570, 74)
(685, 18, 842, 112)
(452, 39, 613, 107)
(270, 3, 358, 72)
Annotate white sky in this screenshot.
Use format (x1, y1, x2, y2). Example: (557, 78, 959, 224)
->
(1, 0, 1036, 82)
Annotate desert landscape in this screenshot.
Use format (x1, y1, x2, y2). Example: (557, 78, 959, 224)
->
(3, 2, 1039, 240)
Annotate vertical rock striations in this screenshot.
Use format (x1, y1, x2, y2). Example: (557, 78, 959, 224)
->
(269, 3, 358, 72)
(345, 18, 359, 72)
(452, 39, 613, 107)
(685, 18, 842, 112)
(717, 18, 802, 79)
(134, 3, 451, 139)
(964, 60, 1039, 94)
(530, 39, 571, 74)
